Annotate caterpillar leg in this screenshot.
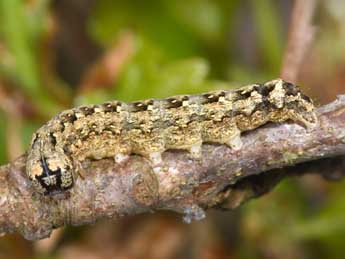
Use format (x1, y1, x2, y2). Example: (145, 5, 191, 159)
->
(127, 128, 165, 166)
(189, 142, 203, 159)
(114, 153, 130, 164)
(73, 159, 85, 180)
(165, 121, 203, 159)
(226, 132, 242, 150)
(202, 117, 243, 150)
(148, 151, 163, 165)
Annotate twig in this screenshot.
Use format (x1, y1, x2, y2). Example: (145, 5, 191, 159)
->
(280, 0, 317, 82)
(0, 96, 345, 240)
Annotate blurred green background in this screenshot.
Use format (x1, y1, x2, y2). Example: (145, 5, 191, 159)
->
(1, 0, 345, 258)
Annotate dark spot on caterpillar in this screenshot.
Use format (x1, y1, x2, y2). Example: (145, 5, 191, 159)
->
(59, 111, 77, 123)
(102, 102, 119, 113)
(202, 93, 220, 103)
(88, 130, 98, 136)
(49, 132, 57, 146)
(147, 99, 154, 108)
(103, 128, 116, 135)
(254, 84, 274, 97)
(79, 105, 95, 116)
(235, 89, 252, 100)
(252, 85, 276, 111)
(300, 93, 312, 103)
(219, 91, 226, 97)
(283, 82, 299, 96)
(165, 97, 183, 108)
(129, 101, 149, 112)
(285, 100, 307, 111)
(80, 134, 90, 141)
(63, 144, 70, 154)
(60, 122, 65, 132)
(252, 101, 274, 114)
(88, 123, 99, 134)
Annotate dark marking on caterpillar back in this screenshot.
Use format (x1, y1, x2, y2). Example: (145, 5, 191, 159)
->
(59, 111, 78, 124)
(102, 102, 119, 113)
(78, 105, 96, 116)
(164, 96, 189, 109)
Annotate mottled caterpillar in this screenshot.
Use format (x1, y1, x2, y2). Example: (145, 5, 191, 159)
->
(26, 79, 317, 195)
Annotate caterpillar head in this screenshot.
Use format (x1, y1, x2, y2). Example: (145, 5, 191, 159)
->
(26, 133, 74, 196)
(266, 79, 318, 128)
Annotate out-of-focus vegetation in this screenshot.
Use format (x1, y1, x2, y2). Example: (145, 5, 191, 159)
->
(1, 0, 345, 258)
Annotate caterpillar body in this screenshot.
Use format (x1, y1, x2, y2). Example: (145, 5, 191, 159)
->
(26, 79, 317, 195)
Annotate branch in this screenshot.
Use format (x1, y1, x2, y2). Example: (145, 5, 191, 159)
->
(1, 96, 345, 240)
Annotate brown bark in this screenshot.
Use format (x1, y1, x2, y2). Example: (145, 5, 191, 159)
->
(280, 0, 317, 82)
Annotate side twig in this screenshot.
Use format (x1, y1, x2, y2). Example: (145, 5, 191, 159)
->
(280, 0, 317, 82)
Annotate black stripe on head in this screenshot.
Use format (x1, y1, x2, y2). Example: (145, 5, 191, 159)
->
(36, 157, 73, 195)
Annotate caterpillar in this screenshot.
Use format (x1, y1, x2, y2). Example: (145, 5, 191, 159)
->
(26, 79, 317, 195)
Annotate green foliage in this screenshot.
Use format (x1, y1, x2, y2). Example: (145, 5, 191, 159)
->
(78, 33, 233, 105)
(0, 0, 61, 116)
(289, 181, 345, 258)
(0, 0, 40, 92)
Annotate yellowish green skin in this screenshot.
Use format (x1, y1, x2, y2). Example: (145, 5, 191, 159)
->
(26, 79, 317, 195)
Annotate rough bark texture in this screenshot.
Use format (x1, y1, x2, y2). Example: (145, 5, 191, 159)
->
(0, 95, 345, 240)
